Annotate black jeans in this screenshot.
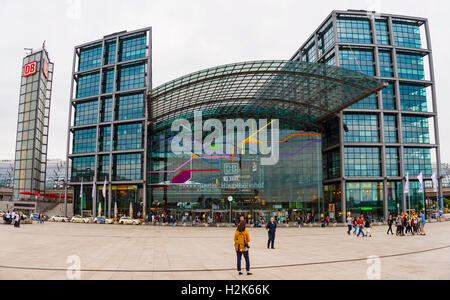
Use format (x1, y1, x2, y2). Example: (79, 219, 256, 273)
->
(387, 225, 393, 234)
(236, 251, 250, 272)
(347, 225, 353, 234)
(268, 232, 276, 248)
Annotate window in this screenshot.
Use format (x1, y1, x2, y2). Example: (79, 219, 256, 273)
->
(302, 39, 316, 63)
(100, 98, 113, 123)
(318, 20, 335, 57)
(102, 69, 115, 94)
(393, 21, 422, 49)
(71, 156, 95, 182)
(346, 182, 383, 220)
(379, 50, 393, 77)
(112, 153, 142, 181)
(337, 18, 372, 44)
(344, 114, 379, 143)
(114, 123, 143, 151)
(339, 48, 375, 76)
(396, 52, 424, 80)
(384, 115, 398, 143)
(345, 147, 381, 177)
(349, 94, 377, 110)
(73, 128, 97, 154)
(386, 147, 400, 176)
(324, 149, 341, 180)
(76, 72, 100, 99)
(399, 84, 427, 112)
(97, 155, 110, 181)
(402, 116, 430, 144)
(119, 33, 147, 62)
(104, 40, 116, 65)
(98, 126, 111, 152)
(404, 148, 432, 176)
(382, 84, 396, 110)
(115, 93, 144, 121)
(118, 64, 145, 91)
(74, 100, 98, 126)
(78, 44, 102, 71)
(375, 20, 390, 45)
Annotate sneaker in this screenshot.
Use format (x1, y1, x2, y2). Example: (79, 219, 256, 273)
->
(247, 273, 253, 276)
(238, 272, 243, 276)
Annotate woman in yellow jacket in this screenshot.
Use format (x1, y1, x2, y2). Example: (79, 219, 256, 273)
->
(234, 221, 252, 276)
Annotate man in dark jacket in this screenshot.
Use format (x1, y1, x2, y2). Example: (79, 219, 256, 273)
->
(266, 217, 277, 249)
(387, 215, 394, 235)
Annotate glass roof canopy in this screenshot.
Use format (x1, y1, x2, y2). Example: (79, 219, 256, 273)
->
(149, 60, 387, 131)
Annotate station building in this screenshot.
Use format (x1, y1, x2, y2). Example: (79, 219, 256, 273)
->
(65, 10, 443, 222)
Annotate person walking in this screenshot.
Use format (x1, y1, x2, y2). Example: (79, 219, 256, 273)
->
(365, 217, 372, 237)
(396, 215, 403, 236)
(387, 215, 394, 235)
(419, 211, 426, 236)
(356, 215, 365, 237)
(234, 221, 252, 276)
(14, 213, 20, 228)
(266, 217, 277, 249)
(352, 217, 358, 235)
(347, 215, 353, 236)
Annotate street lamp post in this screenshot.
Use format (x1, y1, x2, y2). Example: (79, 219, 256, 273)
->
(228, 196, 233, 224)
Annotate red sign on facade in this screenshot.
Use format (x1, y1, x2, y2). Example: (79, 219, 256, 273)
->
(43, 60, 49, 79)
(23, 61, 38, 77)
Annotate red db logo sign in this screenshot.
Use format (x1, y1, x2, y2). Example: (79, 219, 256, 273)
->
(24, 61, 38, 77)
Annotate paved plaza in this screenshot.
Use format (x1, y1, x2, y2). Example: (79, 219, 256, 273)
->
(0, 222, 449, 280)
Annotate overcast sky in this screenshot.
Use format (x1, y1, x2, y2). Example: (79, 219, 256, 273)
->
(0, 0, 449, 163)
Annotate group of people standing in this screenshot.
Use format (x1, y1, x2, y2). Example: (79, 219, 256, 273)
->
(233, 216, 278, 276)
(347, 211, 427, 238)
(2, 211, 23, 228)
(387, 211, 426, 236)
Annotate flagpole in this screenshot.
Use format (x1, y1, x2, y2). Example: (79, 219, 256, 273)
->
(423, 192, 426, 215)
(80, 179, 83, 217)
(408, 193, 411, 213)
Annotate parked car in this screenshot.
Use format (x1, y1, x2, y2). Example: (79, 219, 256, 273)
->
(118, 217, 141, 225)
(50, 215, 70, 223)
(71, 216, 91, 223)
(94, 216, 114, 224)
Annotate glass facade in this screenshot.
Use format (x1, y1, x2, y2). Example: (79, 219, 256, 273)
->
(396, 52, 425, 80)
(296, 11, 439, 221)
(346, 182, 383, 219)
(379, 50, 394, 77)
(384, 115, 398, 143)
(13, 49, 54, 199)
(404, 148, 432, 176)
(337, 18, 372, 44)
(339, 47, 375, 76)
(402, 116, 430, 144)
(344, 114, 379, 143)
(74, 100, 98, 126)
(385, 147, 400, 177)
(64, 12, 441, 222)
(382, 83, 396, 110)
(392, 21, 422, 49)
(69, 28, 151, 217)
(345, 147, 381, 177)
(399, 84, 428, 112)
(375, 20, 390, 45)
(149, 125, 323, 221)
